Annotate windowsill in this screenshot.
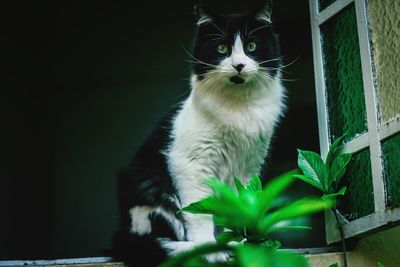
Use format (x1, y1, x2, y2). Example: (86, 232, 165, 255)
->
(2, 226, 399, 267)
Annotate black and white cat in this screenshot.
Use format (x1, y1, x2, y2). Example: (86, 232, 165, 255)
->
(112, 1, 285, 266)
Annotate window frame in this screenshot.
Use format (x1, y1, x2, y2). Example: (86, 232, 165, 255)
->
(309, 0, 400, 243)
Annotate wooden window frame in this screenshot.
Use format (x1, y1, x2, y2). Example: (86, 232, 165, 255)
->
(309, 0, 400, 243)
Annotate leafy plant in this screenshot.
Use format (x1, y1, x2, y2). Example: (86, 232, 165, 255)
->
(182, 172, 333, 246)
(295, 133, 352, 199)
(160, 134, 353, 267)
(295, 133, 353, 267)
(161, 171, 334, 267)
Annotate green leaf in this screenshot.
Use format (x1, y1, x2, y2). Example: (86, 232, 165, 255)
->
(206, 179, 247, 214)
(328, 263, 339, 267)
(247, 175, 262, 193)
(240, 190, 258, 209)
(216, 231, 244, 244)
(234, 177, 246, 195)
(297, 149, 329, 192)
(234, 177, 259, 211)
(259, 198, 334, 233)
(180, 196, 221, 214)
(257, 239, 282, 251)
(293, 174, 324, 192)
(213, 215, 232, 229)
(265, 225, 312, 234)
(326, 133, 347, 167)
(236, 245, 270, 267)
(377, 262, 386, 267)
(322, 186, 347, 201)
(182, 180, 254, 231)
(257, 170, 296, 215)
(329, 153, 353, 187)
(235, 245, 308, 267)
(259, 239, 282, 250)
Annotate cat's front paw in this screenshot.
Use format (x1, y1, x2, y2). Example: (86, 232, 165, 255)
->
(204, 251, 230, 263)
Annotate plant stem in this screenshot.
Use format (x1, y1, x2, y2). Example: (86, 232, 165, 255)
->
(333, 208, 348, 267)
(159, 243, 234, 267)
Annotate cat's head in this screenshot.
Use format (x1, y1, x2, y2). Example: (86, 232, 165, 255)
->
(191, 1, 281, 89)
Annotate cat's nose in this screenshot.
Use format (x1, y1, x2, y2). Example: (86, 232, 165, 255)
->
(232, 63, 245, 73)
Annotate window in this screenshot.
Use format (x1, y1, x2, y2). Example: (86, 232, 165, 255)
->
(309, 0, 400, 243)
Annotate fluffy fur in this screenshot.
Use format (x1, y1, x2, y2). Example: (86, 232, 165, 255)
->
(112, 1, 285, 266)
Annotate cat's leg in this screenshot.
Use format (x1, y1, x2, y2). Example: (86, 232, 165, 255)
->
(158, 237, 230, 263)
(128, 205, 185, 240)
(162, 182, 229, 262)
(182, 203, 230, 262)
(114, 202, 185, 266)
(129, 206, 154, 235)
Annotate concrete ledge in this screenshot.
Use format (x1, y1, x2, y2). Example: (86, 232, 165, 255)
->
(0, 258, 124, 267)
(306, 252, 380, 267)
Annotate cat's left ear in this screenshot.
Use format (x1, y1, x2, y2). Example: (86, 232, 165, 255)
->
(194, 4, 215, 25)
(254, 0, 273, 23)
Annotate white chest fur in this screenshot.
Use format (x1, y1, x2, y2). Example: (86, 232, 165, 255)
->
(166, 76, 285, 206)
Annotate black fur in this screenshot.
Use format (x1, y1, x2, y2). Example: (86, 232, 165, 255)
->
(112, 107, 183, 267)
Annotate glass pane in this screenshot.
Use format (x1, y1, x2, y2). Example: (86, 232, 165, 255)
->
(319, 0, 336, 11)
(367, 0, 400, 123)
(321, 4, 368, 143)
(382, 133, 400, 207)
(337, 148, 374, 221)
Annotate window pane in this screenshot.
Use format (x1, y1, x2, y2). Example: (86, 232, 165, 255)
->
(367, 0, 400, 124)
(337, 148, 374, 221)
(319, 0, 336, 11)
(321, 4, 368, 142)
(382, 133, 400, 207)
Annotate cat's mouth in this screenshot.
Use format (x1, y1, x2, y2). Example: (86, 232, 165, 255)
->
(229, 75, 245, 85)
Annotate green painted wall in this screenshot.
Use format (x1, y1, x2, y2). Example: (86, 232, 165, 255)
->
(368, 0, 400, 124)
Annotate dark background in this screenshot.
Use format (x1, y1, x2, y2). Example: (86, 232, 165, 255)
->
(1, 0, 322, 260)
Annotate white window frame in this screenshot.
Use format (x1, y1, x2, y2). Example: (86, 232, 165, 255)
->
(309, 0, 400, 244)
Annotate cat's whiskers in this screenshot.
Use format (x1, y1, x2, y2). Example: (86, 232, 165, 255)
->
(186, 60, 217, 69)
(258, 62, 294, 72)
(258, 71, 298, 82)
(208, 21, 226, 37)
(204, 33, 225, 39)
(209, 37, 225, 42)
(182, 44, 219, 69)
(248, 24, 270, 36)
(252, 74, 265, 89)
(204, 70, 228, 90)
(197, 68, 221, 79)
(260, 56, 300, 71)
(257, 56, 286, 65)
(245, 16, 248, 36)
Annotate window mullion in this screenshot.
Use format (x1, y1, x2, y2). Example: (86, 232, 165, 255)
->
(309, 0, 331, 160)
(379, 120, 400, 141)
(354, 0, 385, 212)
(317, 0, 354, 25)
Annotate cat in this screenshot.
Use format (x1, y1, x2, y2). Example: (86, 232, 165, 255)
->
(112, 1, 285, 266)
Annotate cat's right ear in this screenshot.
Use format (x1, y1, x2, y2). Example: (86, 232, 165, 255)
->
(194, 4, 214, 25)
(254, 0, 273, 24)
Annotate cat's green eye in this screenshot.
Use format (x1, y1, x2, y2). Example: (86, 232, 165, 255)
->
(246, 42, 257, 52)
(217, 44, 228, 54)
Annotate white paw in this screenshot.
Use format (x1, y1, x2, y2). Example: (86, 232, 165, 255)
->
(204, 251, 230, 263)
(157, 239, 196, 256)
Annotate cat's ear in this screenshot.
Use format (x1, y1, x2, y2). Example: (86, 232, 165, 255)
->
(194, 4, 215, 25)
(254, 0, 273, 23)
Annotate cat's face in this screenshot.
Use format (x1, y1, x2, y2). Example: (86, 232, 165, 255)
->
(191, 3, 281, 87)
